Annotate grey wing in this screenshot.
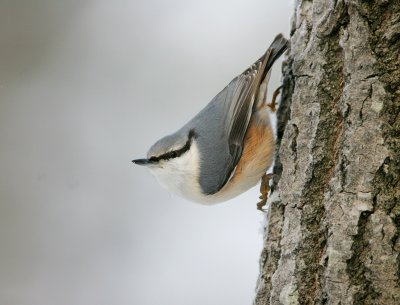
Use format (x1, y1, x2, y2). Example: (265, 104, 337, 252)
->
(198, 51, 272, 195)
(225, 51, 271, 168)
(197, 34, 288, 195)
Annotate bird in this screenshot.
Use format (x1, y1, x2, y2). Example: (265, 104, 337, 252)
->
(132, 34, 288, 208)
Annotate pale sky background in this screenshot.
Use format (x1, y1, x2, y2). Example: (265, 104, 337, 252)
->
(0, 1, 291, 304)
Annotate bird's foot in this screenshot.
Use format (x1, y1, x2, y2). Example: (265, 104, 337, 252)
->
(256, 173, 273, 212)
(266, 85, 283, 113)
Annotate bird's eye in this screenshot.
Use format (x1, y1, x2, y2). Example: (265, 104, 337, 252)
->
(149, 156, 157, 162)
(170, 151, 178, 158)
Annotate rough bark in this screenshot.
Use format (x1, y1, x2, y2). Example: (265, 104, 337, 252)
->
(255, 1, 400, 304)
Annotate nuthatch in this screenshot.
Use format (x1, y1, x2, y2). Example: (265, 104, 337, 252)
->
(133, 34, 288, 206)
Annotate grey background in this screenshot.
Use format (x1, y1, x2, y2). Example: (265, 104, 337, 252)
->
(0, 1, 290, 304)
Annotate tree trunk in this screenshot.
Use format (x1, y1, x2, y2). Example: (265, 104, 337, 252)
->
(254, 1, 400, 304)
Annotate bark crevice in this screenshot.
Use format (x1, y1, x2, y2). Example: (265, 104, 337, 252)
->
(254, 1, 400, 304)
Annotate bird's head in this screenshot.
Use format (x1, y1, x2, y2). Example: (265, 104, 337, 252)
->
(132, 129, 198, 170)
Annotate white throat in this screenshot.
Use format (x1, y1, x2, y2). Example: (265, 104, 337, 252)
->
(148, 141, 203, 201)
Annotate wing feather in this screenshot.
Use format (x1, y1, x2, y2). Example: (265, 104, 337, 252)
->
(226, 49, 272, 166)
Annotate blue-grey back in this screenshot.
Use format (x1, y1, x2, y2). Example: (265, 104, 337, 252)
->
(179, 76, 240, 194)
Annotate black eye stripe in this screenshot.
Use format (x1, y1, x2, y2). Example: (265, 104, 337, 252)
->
(150, 129, 197, 162)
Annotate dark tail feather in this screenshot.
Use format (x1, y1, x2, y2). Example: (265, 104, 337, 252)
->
(263, 34, 289, 79)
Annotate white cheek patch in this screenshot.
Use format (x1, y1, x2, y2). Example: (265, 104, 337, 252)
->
(148, 142, 203, 201)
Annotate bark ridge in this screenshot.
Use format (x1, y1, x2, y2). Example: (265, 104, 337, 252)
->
(255, 1, 400, 304)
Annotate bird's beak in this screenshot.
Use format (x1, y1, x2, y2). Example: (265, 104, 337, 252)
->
(132, 158, 152, 166)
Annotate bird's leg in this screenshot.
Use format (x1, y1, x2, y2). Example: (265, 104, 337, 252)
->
(266, 85, 283, 113)
(257, 173, 273, 212)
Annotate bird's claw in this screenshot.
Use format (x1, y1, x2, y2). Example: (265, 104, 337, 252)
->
(256, 173, 274, 212)
(267, 85, 283, 113)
